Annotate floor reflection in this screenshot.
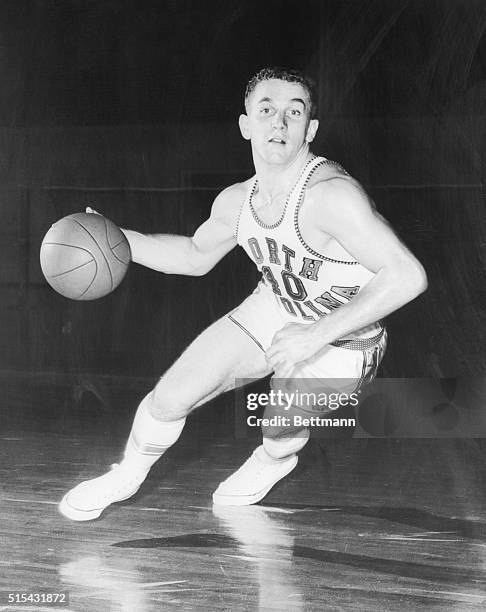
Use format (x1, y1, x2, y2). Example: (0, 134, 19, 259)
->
(212, 505, 304, 611)
(59, 555, 150, 611)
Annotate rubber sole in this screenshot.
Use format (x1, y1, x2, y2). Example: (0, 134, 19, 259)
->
(212, 455, 298, 506)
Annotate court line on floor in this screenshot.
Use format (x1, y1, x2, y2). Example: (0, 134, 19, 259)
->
(1, 498, 177, 513)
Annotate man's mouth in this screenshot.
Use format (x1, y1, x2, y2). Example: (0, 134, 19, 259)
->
(268, 137, 286, 145)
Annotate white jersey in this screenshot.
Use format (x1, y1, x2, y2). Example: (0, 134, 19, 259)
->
(235, 156, 383, 341)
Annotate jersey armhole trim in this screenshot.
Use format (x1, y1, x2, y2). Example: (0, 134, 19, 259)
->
(235, 178, 256, 243)
(293, 160, 359, 266)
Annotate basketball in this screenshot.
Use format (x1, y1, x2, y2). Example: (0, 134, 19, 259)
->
(40, 212, 131, 300)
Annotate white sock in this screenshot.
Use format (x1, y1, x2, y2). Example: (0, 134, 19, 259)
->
(262, 428, 310, 460)
(120, 394, 186, 473)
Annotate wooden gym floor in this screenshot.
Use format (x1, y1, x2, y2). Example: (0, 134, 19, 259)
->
(0, 376, 485, 611)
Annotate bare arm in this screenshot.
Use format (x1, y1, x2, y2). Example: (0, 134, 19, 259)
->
(310, 178, 427, 342)
(267, 178, 428, 371)
(122, 185, 242, 276)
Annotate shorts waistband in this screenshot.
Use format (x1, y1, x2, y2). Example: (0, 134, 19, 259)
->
(330, 327, 386, 351)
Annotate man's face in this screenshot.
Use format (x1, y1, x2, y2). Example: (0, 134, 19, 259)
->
(240, 79, 319, 165)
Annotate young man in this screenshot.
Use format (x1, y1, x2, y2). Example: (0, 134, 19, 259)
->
(59, 67, 427, 520)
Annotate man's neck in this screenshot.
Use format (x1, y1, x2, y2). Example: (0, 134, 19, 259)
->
(253, 148, 314, 201)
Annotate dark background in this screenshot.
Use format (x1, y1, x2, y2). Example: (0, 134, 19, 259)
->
(1, 0, 485, 386)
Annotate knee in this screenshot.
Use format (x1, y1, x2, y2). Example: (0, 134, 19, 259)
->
(148, 383, 191, 421)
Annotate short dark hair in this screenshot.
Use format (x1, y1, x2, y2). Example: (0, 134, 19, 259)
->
(244, 67, 318, 119)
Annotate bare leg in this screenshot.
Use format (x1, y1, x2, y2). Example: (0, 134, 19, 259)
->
(122, 314, 272, 468)
(59, 315, 271, 520)
(148, 314, 271, 422)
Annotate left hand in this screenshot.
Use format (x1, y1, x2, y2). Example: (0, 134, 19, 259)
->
(266, 322, 322, 377)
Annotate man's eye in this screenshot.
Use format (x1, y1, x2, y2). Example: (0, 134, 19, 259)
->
(260, 107, 272, 114)
(289, 109, 301, 116)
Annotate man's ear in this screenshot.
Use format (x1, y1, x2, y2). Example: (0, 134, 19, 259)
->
(239, 114, 251, 140)
(305, 119, 319, 143)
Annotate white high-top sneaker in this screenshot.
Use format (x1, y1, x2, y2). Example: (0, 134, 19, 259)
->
(212, 445, 297, 506)
(59, 463, 149, 521)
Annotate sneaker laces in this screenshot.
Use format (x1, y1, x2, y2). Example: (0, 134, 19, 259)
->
(229, 451, 283, 486)
(107, 463, 147, 490)
(72, 463, 145, 505)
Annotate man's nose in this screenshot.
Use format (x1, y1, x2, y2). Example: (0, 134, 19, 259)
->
(272, 111, 286, 129)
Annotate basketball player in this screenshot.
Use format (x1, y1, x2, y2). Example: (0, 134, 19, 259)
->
(59, 68, 427, 520)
